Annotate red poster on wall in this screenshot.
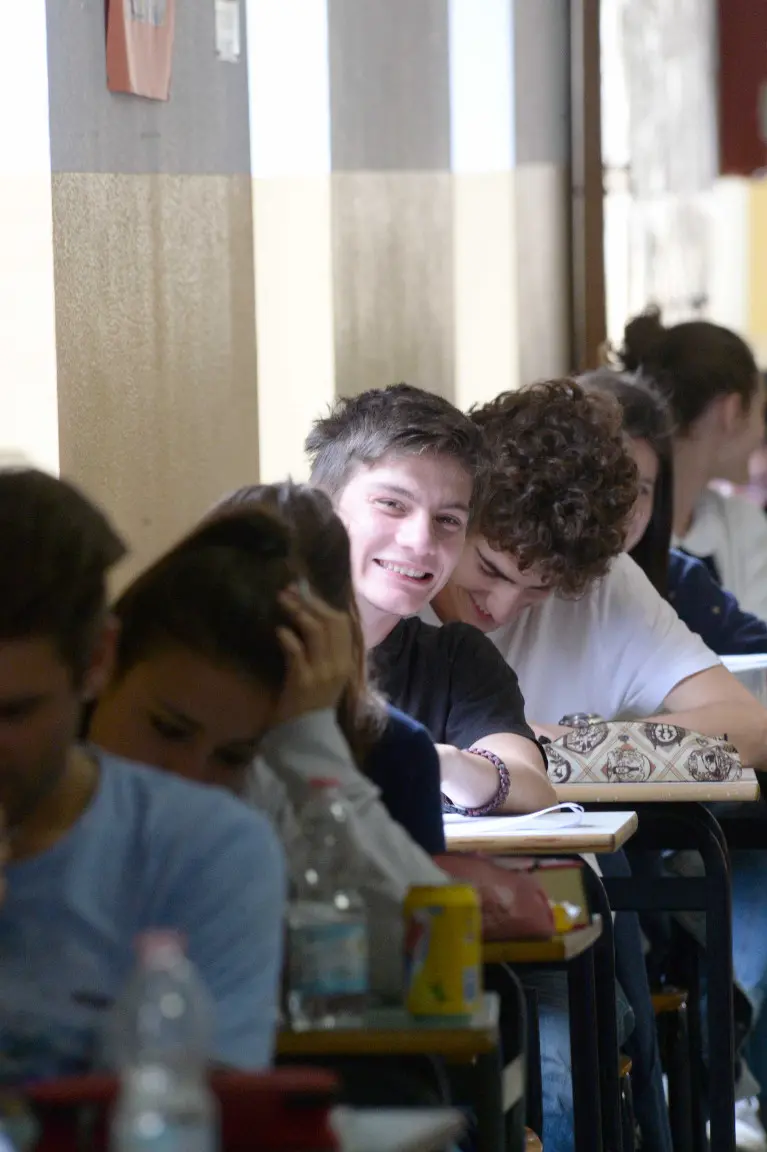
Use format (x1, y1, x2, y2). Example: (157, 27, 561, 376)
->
(106, 0, 176, 101)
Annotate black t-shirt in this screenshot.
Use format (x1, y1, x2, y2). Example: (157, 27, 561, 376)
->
(372, 617, 537, 750)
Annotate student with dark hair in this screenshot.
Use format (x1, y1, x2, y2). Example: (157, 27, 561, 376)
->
(0, 469, 286, 1082)
(307, 383, 650, 1150)
(306, 382, 555, 814)
(89, 488, 450, 1003)
(580, 367, 767, 654)
(582, 368, 767, 1145)
(617, 307, 767, 618)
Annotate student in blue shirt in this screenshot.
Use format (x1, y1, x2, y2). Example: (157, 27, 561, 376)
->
(0, 469, 286, 1084)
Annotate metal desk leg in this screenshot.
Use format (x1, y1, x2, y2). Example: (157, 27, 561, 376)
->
(524, 985, 543, 1139)
(459, 1045, 505, 1152)
(600, 802, 735, 1152)
(482, 963, 528, 1152)
(568, 947, 603, 1152)
(698, 817, 734, 1152)
(585, 870, 623, 1152)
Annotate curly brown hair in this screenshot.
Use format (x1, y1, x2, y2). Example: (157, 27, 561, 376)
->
(470, 379, 638, 596)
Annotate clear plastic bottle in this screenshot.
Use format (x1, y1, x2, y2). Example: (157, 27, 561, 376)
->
(286, 779, 369, 1029)
(109, 931, 218, 1152)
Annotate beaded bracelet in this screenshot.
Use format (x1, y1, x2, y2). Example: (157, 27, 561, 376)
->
(442, 746, 511, 817)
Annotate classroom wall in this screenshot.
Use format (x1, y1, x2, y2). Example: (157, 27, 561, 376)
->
(1, 1, 574, 565)
(46, 0, 259, 580)
(248, 0, 573, 482)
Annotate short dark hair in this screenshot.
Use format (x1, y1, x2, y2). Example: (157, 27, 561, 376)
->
(619, 306, 759, 434)
(579, 368, 673, 599)
(0, 469, 126, 681)
(471, 379, 638, 596)
(305, 383, 488, 506)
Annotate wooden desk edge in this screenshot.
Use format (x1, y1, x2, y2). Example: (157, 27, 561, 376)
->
(277, 1026, 499, 1059)
(277, 994, 501, 1059)
(556, 782, 759, 803)
(482, 915, 603, 965)
(445, 811, 638, 855)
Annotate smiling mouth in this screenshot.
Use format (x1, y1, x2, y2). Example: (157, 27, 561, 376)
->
(468, 592, 495, 625)
(374, 559, 434, 583)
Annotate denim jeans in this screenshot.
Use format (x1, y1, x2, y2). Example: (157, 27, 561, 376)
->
(663, 845, 764, 1102)
(522, 849, 672, 1152)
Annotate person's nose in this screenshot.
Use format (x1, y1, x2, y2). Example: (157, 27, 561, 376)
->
(159, 744, 211, 784)
(395, 512, 436, 557)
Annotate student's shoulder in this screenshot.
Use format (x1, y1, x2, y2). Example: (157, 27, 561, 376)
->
(593, 553, 667, 614)
(699, 485, 767, 533)
(390, 615, 493, 658)
(668, 547, 708, 588)
(94, 749, 279, 855)
(368, 707, 439, 791)
(722, 489, 767, 533)
(380, 704, 436, 751)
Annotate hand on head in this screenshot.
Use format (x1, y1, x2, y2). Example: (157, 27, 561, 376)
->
(273, 583, 355, 726)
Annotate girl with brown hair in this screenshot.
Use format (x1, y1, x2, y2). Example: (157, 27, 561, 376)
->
(88, 486, 448, 1003)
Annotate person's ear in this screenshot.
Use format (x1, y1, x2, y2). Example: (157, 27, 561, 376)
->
(81, 615, 120, 703)
(719, 392, 748, 435)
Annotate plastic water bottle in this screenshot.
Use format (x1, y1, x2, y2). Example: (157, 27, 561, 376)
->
(109, 931, 218, 1152)
(286, 779, 369, 1029)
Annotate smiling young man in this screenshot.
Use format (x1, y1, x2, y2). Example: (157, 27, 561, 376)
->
(429, 379, 767, 765)
(306, 383, 555, 814)
(0, 469, 286, 1083)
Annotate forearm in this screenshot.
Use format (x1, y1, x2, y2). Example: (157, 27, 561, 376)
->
(262, 709, 447, 890)
(649, 703, 767, 770)
(438, 736, 556, 814)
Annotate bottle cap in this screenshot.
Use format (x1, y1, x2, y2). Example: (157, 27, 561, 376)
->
(135, 930, 186, 964)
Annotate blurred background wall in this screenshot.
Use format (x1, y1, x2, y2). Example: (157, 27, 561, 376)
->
(1, 0, 764, 575)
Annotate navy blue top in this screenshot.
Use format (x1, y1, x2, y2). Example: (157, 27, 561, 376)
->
(366, 706, 446, 855)
(668, 548, 767, 655)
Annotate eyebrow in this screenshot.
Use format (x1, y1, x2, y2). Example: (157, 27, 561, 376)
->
(372, 483, 470, 513)
(155, 700, 260, 750)
(0, 693, 49, 714)
(475, 547, 548, 590)
(155, 700, 200, 731)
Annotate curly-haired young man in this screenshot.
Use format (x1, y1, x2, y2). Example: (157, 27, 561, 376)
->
(308, 381, 679, 1152)
(427, 379, 767, 768)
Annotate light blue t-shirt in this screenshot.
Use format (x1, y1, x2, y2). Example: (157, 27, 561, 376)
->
(0, 748, 286, 1085)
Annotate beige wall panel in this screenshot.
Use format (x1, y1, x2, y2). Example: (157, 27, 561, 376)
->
(0, 176, 59, 471)
(53, 173, 259, 585)
(252, 177, 335, 483)
(453, 172, 519, 409)
(513, 164, 571, 383)
(331, 173, 455, 401)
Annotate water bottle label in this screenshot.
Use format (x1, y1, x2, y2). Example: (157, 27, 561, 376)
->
(289, 922, 367, 995)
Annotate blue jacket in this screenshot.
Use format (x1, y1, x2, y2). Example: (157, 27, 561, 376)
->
(668, 548, 767, 655)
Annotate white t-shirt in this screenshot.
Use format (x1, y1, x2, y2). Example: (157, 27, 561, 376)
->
(674, 486, 767, 622)
(421, 554, 718, 724)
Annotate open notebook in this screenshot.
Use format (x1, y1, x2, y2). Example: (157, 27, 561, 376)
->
(443, 802, 585, 831)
